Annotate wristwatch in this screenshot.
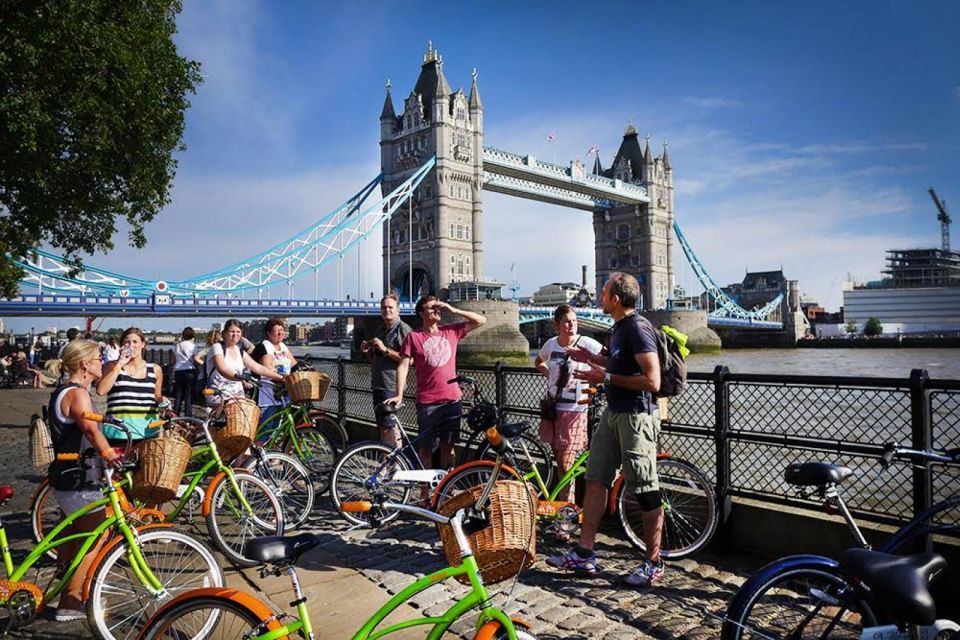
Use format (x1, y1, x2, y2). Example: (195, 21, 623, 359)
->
(604, 372, 612, 385)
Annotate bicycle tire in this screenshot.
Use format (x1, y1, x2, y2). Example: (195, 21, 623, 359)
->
(138, 593, 280, 640)
(617, 457, 717, 559)
(243, 450, 315, 530)
(29, 479, 60, 560)
(311, 412, 348, 454)
(721, 561, 876, 639)
(881, 495, 960, 554)
(282, 424, 335, 496)
(330, 441, 412, 526)
(86, 528, 224, 640)
(475, 429, 555, 490)
(205, 471, 284, 567)
(431, 461, 525, 510)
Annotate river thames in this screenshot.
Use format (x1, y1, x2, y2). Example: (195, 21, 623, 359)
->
(291, 345, 960, 379)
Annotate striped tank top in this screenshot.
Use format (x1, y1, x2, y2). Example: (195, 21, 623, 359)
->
(104, 365, 161, 441)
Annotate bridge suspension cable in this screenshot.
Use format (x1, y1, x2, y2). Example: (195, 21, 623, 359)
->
(673, 222, 783, 321)
(15, 157, 437, 298)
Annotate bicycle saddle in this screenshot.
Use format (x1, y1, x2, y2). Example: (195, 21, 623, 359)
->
(783, 462, 853, 487)
(840, 548, 945, 626)
(374, 402, 398, 420)
(0, 485, 12, 504)
(243, 533, 321, 565)
(498, 422, 531, 438)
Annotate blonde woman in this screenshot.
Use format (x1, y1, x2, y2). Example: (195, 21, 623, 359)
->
(47, 340, 121, 620)
(96, 327, 163, 444)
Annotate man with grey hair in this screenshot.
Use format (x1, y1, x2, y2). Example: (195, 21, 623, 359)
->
(547, 271, 666, 587)
(362, 293, 412, 447)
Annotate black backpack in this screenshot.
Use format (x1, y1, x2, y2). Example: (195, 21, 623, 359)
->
(635, 315, 688, 398)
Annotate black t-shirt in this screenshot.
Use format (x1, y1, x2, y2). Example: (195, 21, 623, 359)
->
(606, 313, 658, 414)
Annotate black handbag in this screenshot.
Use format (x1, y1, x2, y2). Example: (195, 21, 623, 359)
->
(539, 337, 580, 421)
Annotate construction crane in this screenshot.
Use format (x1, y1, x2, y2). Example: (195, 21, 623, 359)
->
(928, 187, 951, 252)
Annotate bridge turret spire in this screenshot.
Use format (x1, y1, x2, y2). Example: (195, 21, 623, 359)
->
(661, 141, 672, 171)
(469, 67, 483, 111)
(643, 134, 653, 169)
(380, 79, 396, 121)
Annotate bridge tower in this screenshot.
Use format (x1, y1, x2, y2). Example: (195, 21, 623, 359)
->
(379, 42, 484, 300)
(592, 126, 674, 310)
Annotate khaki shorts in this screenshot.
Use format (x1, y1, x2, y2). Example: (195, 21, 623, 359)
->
(584, 409, 660, 493)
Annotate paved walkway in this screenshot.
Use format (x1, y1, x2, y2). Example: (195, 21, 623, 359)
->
(0, 388, 763, 638)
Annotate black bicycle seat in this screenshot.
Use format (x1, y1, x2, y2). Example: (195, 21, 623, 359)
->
(243, 533, 321, 565)
(498, 422, 531, 439)
(374, 402, 398, 420)
(784, 462, 854, 487)
(840, 548, 945, 626)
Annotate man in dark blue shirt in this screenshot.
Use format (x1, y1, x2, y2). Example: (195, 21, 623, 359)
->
(546, 272, 665, 587)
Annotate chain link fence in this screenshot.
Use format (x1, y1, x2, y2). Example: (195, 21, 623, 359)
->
(313, 357, 959, 530)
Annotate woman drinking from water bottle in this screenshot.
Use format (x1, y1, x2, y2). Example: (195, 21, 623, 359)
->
(250, 317, 297, 426)
(96, 327, 165, 445)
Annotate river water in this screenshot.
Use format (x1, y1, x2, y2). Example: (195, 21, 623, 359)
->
(290, 345, 960, 380)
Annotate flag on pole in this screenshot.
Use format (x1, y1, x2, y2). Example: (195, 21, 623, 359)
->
(587, 145, 599, 155)
(547, 132, 556, 142)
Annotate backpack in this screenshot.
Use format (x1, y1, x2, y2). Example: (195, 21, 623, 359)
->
(636, 316, 689, 398)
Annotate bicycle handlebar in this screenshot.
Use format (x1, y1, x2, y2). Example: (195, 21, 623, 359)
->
(77, 412, 134, 464)
(880, 441, 960, 467)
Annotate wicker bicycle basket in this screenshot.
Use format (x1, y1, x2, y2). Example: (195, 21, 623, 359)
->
(283, 371, 331, 404)
(132, 431, 192, 503)
(214, 398, 261, 459)
(436, 480, 537, 585)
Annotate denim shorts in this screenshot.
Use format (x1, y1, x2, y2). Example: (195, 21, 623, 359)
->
(584, 409, 660, 493)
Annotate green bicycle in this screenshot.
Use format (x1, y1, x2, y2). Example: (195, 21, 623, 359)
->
(0, 414, 224, 639)
(32, 403, 287, 567)
(434, 385, 718, 559)
(135, 427, 540, 640)
(254, 358, 344, 497)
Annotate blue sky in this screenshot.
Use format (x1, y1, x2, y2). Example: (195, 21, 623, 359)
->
(11, 1, 959, 332)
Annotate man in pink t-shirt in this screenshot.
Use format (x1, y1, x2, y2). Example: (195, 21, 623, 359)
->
(389, 295, 486, 469)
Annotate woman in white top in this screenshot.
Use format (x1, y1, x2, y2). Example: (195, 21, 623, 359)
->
(172, 327, 198, 417)
(206, 319, 283, 407)
(534, 304, 604, 504)
(251, 318, 297, 426)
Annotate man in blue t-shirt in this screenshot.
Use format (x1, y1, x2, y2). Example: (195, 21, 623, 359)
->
(546, 272, 665, 587)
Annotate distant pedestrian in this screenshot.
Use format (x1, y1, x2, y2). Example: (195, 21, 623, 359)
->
(103, 338, 120, 363)
(547, 272, 665, 587)
(534, 304, 603, 506)
(389, 296, 486, 470)
(172, 327, 199, 417)
(29, 340, 43, 367)
(362, 294, 412, 447)
(57, 327, 80, 359)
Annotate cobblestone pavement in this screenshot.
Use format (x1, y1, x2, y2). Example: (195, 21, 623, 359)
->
(0, 390, 766, 638)
(296, 497, 761, 640)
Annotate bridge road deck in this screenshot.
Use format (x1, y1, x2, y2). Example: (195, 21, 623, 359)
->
(0, 387, 764, 639)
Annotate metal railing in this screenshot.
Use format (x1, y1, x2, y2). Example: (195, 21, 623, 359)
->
(311, 358, 960, 532)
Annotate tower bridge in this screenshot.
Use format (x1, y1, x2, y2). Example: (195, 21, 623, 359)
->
(4, 42, 789, 333)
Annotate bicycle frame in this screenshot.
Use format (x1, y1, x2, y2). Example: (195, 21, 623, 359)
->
(352, 553, 516, 640)
(1, 468, 164, 601)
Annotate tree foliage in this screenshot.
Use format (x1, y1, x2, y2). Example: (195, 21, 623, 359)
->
(863, 317, 883, 337)
(844, 320, 858, 336)
(0, 0, 201, 297)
